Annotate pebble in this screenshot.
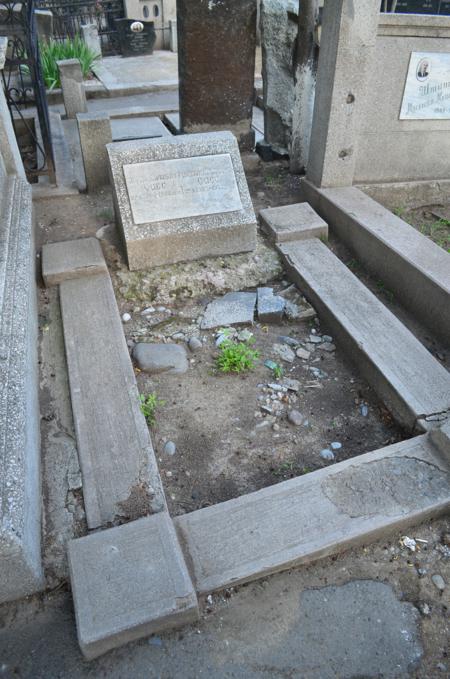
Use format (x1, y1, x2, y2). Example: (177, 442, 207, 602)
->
(255, 420, 271, 432)
(141, 307, 155, 316)
(268, 383, 284, 391)
(320, 449, 335, 461)
(330, 441, 342, 451)
(163, 441, 176, 456)
(122, 312, 131, 322)
(172, 332, 185, 340)
(278, 335, 299, 347)
(309, 335, 322, 344)
(431, 574, 446, 591)
(287, 409, 304, 426)
(156, 306, 167, 312)
(322, 335, 333, 342)
(272, 423, 280, 432)
(296, 347, 311, 360)
(283, 378, 300, 392)
(188, 337, 202, 352)
(419, 602, 431, 616)
(272, 343, 296, 363)
(321, 342, 336, 352)
(360, 404, 369, 417)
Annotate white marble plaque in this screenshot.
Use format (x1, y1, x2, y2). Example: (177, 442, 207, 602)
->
(400, 51, 450, 120)
(123, 153, 243, 224)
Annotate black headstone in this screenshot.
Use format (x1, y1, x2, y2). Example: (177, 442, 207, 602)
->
(115, 19, 156, 57)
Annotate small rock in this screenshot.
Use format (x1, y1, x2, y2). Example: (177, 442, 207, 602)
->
(201, 292, 256, 329)
(237, 329, 254, 342)
(321, 342, 336, 352)
(442, 533, 450, 547)
(322, 335, 333, 342)
(257, 287, 285, 323)
(330, 441, 342, 451)
(278, 335, 299, 347)
(255, 420, 271, 432)
(309, 335, 322, 344)
(436, 663, 447, 672)
(272, 423, 280, 432)
(320, 449, 335, 461)
(141, 307, 155, 316)
(296, 347, 311, 361)
(360, 404, 369, 417)
(419, 602, 431, 616)
(268, 383, 284, 391)
(133, 343, 189, 375)
(122, 312, 131, 323)
(431, 574, 446, 591)
(156, 306, 167, 312)
(188, 337, 202, 352)
(127, 339, 135, 349)
(163, 441, 176, 456)
(272, 343, 295, 363)
(172, 332, 185, 341)
(287, 409, 304, 426)
(282, 378, 300, 392)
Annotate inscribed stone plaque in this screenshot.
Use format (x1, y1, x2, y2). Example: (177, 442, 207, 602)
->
(400, 51, 450, 119)
(124, 154, 243, 224)
(107, 131, 257, 271)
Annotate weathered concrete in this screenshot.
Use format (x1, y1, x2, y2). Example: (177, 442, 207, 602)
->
(42, 237, 107, 286)
(175, 434, 450, 593)
(306, 0, 380, 187)
(259, 202, 328, 243)
(358, 178, 450, 211)
(177, 0, 257, 150)
(133, 343, 189, 375)
(69, 513, 199, 660)
(111, 115, 171, 141)
(80, 23, 102, 58)
(60, 270, 166, 529)
(257, 287, 285, 322)
(108, 132, 257, 270)
(278, 237, 450, 431)
(0, 175, 43, 603)
(77, 112, 112, 192)
(260, 0, 298, 154)
(301, 181, 450, 343)
(431, 420, 450, 457)
(57, 59, 88, 119)
(201, 292, 256, 330)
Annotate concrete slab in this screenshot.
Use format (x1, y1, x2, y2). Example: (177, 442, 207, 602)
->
(92, 52, 179, 95)
(259, 202, 328, 243)
(111, 116, 171, 142)
(69, 513, 199, 660)
(163, 112, 181, 134)
(175, 434, 450, 594)
(60, 271, 166, 529)
(279, 238, 450, 431)
(301, 181, 450, 343)
(42, 237, 107, 286)
(0, 176, 43, 603)
(201, 292, 256, 330)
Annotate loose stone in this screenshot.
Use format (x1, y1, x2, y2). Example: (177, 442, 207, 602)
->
(257, 287, 285, 323)
(330, 441, 342, 451)
(272, 343, 295, 363)
(188, 337, 202, 352)
(296, 347, 311, 360)
(320, 449, 335, 461)
(141, 306, 155, 316)
(322, 335, 333, 342)
(282, 378, 300, 392)
(309, 335, 322, 344)
(278, 335, 299, 347)
(122, 312, 131, 322)
(321, 342, 336, 352)
(201, 292, 256, 329)
(172, 332, 185, 340)
(360, 404, 369, 417)
(287, 409, 304, 426)
(163, 441, 176, 456)
(133, 343, 189, 374)
(431, 574, 446, 591)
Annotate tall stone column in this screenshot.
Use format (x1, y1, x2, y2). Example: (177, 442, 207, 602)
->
(290, 0, 320, 174)
(177, 0, 257, 151)
(306, 0, 380, 188)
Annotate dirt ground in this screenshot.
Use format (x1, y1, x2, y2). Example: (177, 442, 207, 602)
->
(24, 154, 449, 676)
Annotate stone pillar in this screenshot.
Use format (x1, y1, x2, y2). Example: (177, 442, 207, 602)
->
(81, 23, 102, 58)
(260, 0, 298, 156)
(0, 38, 26, 178)
(57, 59, 87, 120)
(177, 0, 257, 151)
(306, 0, 380, 188)
(290, 0, 320, 174)
(77, 112, 112, 192)
(169, 19, 177, 52)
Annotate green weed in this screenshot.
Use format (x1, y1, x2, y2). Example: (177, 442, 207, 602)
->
(140, 393, 165, 426)
(419, 219, 450, 251)
(39, 36, 99, 90)
(216, 339, 260, 374)
(272, 364, 284, 380)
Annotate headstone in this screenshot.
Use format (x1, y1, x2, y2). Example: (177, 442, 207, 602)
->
(107, 131, 257, 270)
(81, 23, 102, 58)
(177, 0, 257, 151)
(400, 52, 450, 119)
(77, 112, 112, 192)
(57, 59, 87, 119)
(115, 18, 156, 57)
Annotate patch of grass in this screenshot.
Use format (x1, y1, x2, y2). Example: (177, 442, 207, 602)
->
(393, 206, 406, 218)
(419, 219, 450, 251)
(39, 36, 99, 90)
(216, 339, 260, 374)
(97, 207, 114, 222)
(375, 280, 395, 302)
(140, 393, 165, 426)
(273, 462, 313, 478)
(272, 364, 284, 380)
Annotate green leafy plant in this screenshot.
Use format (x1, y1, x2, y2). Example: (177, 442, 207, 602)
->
(39, 36, 100, 90)
(272, 364, 284, 380)
(216, 339, 260, 374)
(140, 393, 165, 426)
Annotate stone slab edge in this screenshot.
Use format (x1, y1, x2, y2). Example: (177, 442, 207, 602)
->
(175, 434, 450, 594)
(301, 179, 450, 344)
(42, 237, 107, 287)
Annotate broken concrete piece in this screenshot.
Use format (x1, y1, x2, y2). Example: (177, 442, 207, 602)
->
(133, 343, 189, 375)
(42, 237, 107, 287)
(259, 202, 328, 244)
(272, 343, 295, 363)
(257, 287, 285, 323)
(201, 292, 256, 329)
(69, 513, 199, 660)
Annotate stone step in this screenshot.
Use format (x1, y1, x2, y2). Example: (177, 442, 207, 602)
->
(175, 433, 450, 594)
(301, 181, 450, 343)
(69, 512, 199, 660)
(259, 202, 328, 244)
(42, 237, 107, 286)
(0, 175, 43, 603)
(278, 238, 450, 431)
(59, 271, 166, 529)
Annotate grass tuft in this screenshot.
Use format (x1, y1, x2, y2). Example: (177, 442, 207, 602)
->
(216, 338, 260, 374)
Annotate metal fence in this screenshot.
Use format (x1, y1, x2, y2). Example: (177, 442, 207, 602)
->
(35, 0, 125, 54)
